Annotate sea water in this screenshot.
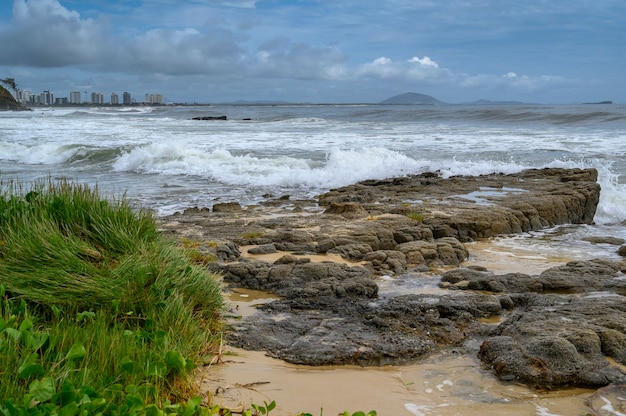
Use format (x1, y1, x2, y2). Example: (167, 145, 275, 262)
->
(2, 103, 626, 252)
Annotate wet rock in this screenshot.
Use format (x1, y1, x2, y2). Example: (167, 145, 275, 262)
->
(247, 244, 278, 255)
(227, 292, 500, 366)
(441, 259, 626, 294)
(478, 295, 626, 387)
(583, 236, 625, 245)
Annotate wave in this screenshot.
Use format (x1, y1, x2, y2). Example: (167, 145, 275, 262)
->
(0, 141, 128, 166)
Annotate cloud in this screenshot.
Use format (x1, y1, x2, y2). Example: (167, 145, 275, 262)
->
(0, 0, 111, 66)
(124, 27, 243, 75)
(460, 71, 571, 90)
(356, 56, 449, 83)
(248, 36, 347, 80)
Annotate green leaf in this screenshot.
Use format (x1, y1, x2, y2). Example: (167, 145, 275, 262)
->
(18, 318, 33, 332)
(164, 350, 186, 371)
(29, 377, 56, 402)
(51, 305, 61, 319)
(76, 311, 95, 323)
(145, 361, 168, 377)
(59, 402, 79, 416)
(17, 361, 44, 380)
(4, 327, 20, 342)
(124, 394, 144, 410)
(30, 332, 49, 351)
(65, 342, 86, 361)
(120, 356, 138, 373)
(144, 404, 163, 416)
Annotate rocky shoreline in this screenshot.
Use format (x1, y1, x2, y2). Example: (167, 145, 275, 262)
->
(158, 167, 626, 389)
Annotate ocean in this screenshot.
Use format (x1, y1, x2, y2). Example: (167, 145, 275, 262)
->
(2, 103, 626, 258)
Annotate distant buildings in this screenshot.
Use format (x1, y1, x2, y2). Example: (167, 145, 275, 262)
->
(122, 92, 132, 105)
(69, 91, 82, 104)
(145, 93, 163, 105)
(12, 88, 166, 106)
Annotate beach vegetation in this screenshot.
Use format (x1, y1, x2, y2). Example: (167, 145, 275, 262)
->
(0, 178, 224, 412)
(407, 212, 424, 222)
(241, 231, 264, 239)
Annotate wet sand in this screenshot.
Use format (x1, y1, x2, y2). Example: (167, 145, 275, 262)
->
(197, 240, 600, 415)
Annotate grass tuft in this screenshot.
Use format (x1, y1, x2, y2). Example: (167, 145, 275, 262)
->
(0, 178, 224, 410)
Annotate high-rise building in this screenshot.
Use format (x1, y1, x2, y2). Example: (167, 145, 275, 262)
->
(69, 91, 82, 104)
(111, 93, 119, 105)
(123, 92, 132, 105)
(39, 90, 53, 106)
(144, 93, 164, 105)
(15, 89, 32, 104)
(91, 92, 104, 105)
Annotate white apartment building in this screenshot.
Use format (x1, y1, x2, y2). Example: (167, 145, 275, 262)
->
(144, 93, 164, 105)
(69, 91, 82, 104)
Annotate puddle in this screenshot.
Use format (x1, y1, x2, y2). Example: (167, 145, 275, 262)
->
(224, 287, 279, 319)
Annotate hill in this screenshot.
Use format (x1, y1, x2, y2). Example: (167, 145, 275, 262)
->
(0, 85, 24, 110)
(379, 92, 446, 105)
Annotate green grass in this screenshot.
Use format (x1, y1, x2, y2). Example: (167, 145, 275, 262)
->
(0, 178, 224, 413)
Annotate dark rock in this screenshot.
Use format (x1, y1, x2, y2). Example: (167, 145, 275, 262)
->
(478, 294, 626, 387)
(212, 202, 241, 212)
(247, 244, 277, 255)
(191, 115, 228, 120)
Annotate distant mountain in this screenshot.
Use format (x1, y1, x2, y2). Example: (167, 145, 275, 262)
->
(379, 92, 446, 105)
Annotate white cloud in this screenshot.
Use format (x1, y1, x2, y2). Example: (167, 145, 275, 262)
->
(408, 56, 439, 68)
(460, 72, 570, 90)
(357, 55, 448, 82)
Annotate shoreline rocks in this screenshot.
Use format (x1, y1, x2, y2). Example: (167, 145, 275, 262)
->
(159, 167, 626, 388)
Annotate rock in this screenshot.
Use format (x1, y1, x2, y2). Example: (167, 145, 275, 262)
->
(323, 202, 368, 218)
(212, 202, 242, 212)
(157, 167, 622, 389)
(619, 245, 626, 257)
(583, 236, 626, 245)
(478, 294, 626, 387)
(191, 115, 228, 120)
(227, 292, 499, 366)
(247, 244, 277, 255)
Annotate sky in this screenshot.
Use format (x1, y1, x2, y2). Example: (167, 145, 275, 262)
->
(0, 0, 624, 104)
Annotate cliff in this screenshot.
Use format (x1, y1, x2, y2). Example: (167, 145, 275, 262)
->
(0, 85, 24, 111)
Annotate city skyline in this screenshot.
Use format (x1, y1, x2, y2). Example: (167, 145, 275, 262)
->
(14, 87, 165, 105)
